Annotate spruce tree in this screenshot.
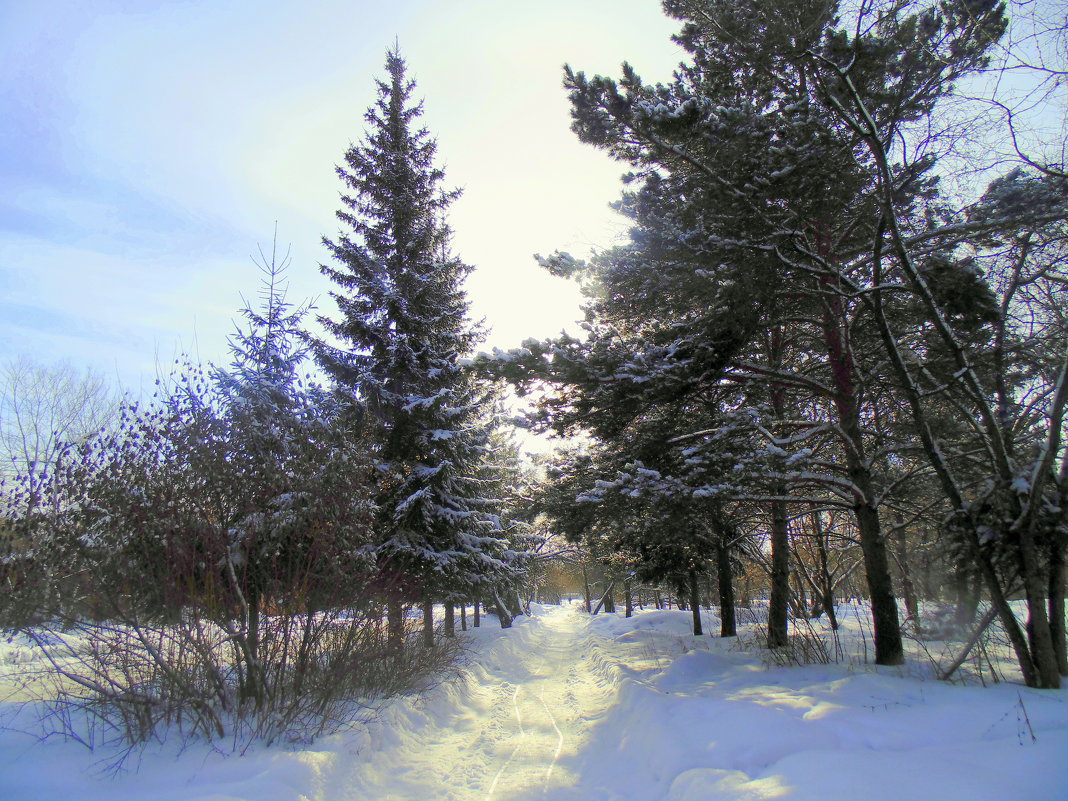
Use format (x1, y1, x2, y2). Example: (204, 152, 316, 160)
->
(312, 48, 510, 615)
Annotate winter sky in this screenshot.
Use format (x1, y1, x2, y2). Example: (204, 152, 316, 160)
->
(0, 0, 684, 393)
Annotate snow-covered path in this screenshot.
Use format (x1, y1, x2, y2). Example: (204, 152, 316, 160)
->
(338, 603, 1068, 801)
(345, 604, 632, 801)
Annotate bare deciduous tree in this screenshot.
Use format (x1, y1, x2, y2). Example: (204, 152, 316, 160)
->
(0, 356, 117, 506)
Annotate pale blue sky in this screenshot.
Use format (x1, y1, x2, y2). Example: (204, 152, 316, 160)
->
(0, 0, 683, 392)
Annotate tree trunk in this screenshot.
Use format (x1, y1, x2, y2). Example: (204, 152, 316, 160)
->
(292, 606, 319, 697)
(768, 498, 790, 648)
(854, 499, 904, 665)
(444, 602, 455, 636)
(624, 579, 633, 618)
(603, 583, 616, 613)
(896, 515, 919, 621)
(493, 592, 513, 628)
(243, 585, 263, 708)
(1049, 535, 1067, 676)
(767, 329, 793, 649)
(247, 585, 261, 669)
(870, 255, 1043, 683)
(823, 589, 838, 631)
(965, 529, 1040, 687)
(812, 510, 838, 630)
(582, 565, 592, 614)
(473, 595, 480, 628)
(953, 568, 980, 631)
(592, 582, 616, 614)
(839, 414, 904, 664)
(422, 600, 434, 647)
(507, 588, 525, 618)
(792, 569, 808, 619)
(717, 536, 736, 637)
(819, 269, 904, 665)
(940, 606, 999, 681)
(1017, 520, 1061, 688)
(689, 569, 703, 636)
(460, 603, 468, 632)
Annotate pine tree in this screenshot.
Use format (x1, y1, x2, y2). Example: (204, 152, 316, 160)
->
(491, 0, 1021, 669)
(312, 48, 511, 615)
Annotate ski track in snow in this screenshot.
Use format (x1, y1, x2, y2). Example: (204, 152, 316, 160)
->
(537, 690, 566, 789)
(483, 685, 523, 801)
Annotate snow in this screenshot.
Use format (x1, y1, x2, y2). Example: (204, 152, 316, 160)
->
(2, 604, 1066, 800)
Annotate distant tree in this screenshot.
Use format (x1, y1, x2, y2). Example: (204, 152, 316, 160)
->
(0, 355, 117, 510)
(311, 48, 517, 629)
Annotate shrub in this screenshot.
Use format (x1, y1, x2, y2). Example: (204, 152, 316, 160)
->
(2, 263, 463, 751)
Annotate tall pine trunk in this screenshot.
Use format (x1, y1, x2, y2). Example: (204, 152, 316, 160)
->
(819, 274, 903, 665)
(854, 499, 904, 665)
(767, 331, 792, 648)
(603, 583, 615, 614)
(791, 569, 808, 619)
(768, 497, 790, 648)
(895, 514, 919, 621)
(507, 588, 524, 618)
(717, 536, 736, 637)
(953, 567, 980, 631)
(1018, 521, 1061, 687)
(243, 585, 263, 708)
